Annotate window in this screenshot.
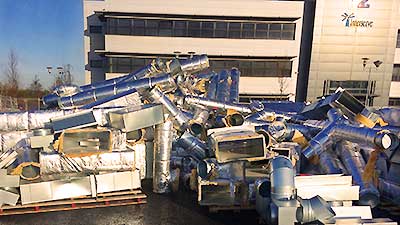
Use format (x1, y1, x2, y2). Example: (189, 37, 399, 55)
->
(389, 98, 400, 107)
(242, 23, 255, 39)
(282, 24, 295, 40)
(90, 60, 103, 68)
(397, 30, 400, 48)
(228, 22, 241, 38)
(145, 20, 158, 36)
(105, 17, 296, 40)
(201, 22, 214, 38)
(174, 20, 187, 37)
(117, 19, 131, 35)
(255, 23, 268, 39)
(89, 25, 102, 34)
(188, 21, 201, 37)
(269, 24, 282, 39)
(215, 22, 228, 38)
(393, 64, 400, 81)
(132, 19, 145, 35)
(159, 20, 173, 36)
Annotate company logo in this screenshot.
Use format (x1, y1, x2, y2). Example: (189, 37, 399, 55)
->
(357, 0, 370, 8)
(341, 12, 373, 28)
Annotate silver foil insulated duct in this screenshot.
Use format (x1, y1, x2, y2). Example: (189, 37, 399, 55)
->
(153, 119, 174, 193)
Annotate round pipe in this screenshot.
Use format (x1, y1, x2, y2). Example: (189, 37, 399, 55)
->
(270, 156, 296, 200)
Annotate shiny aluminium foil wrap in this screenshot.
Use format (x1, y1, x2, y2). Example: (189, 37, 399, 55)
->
(1, 131, 33, 153)
(39, 151, 135, 175)
(0, 110, 66, 132)
(127, 142, 146, 180)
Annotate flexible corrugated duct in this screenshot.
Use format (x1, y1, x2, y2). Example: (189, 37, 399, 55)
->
(153, 118, 174, 193)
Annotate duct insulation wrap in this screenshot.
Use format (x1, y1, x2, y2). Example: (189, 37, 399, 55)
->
(58, 74, 174, 109)
(39, 151, 135, 175)
(153, 119, 174, 193)
(337, 141, 380, 208)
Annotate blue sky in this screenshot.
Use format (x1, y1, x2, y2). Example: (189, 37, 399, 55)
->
(0, 0, 85, 88)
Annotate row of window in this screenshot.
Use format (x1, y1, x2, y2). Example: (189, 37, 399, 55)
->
(393, 64, 400, 81)
(324, 80, 373, 96)
(98, 57, 292, 77)
(389, 98, 400, 107)
(105, 18, 296, 40)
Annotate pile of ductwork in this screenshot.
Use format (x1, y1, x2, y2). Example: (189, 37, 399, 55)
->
(0, 54, 398, 224)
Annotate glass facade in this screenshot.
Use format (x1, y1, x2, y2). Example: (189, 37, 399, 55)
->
(90, 25, 103, 34)
(106, 18, 296, 40)
(107, 57, 292, 77)
(397, 30, 400, 48)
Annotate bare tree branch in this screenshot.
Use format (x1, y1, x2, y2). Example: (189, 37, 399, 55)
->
(4, 49, 20, 96)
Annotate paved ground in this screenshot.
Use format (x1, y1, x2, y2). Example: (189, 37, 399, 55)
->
(0, 180, 398, 225)
(0, 180, 259, 225)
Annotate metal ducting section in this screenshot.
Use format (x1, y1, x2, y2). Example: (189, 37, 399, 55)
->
(153, 119, 174, 193)
(337, 141, 380, 208)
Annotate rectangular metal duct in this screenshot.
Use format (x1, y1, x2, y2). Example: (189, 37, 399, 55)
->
(51, 110, 98, 133)
(0, 169, 19, 187)
(108, 104, 164, 132)
(0, 189, 20, 206)
(59, 129, 112, 157)
(20, 176, 92, 205)
(94, 170, 141, 194)
(209, 128, 266, 163)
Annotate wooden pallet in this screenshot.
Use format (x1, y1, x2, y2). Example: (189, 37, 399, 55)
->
(0, 189, 147, 216)
(208, 204, 255, 213)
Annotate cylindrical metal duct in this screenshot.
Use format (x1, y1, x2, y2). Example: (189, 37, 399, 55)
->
(215, 70, 230, 103)
(58, 74, 174, 109)
(333, 124, 399, 151)
(153, 119, 174, 194)
(176, 131, 208, 160)
(297, 195, 336, 223)
(206, 73, 219, 100)
(229, 68, 240, 103)
(184, 96, 252, 113)
(178, 54, 209, 74)
(225, 111, 245, 127)
(43, 58, 166, 107)
(318, 149, 346, 174)
(270, 156, 296, 200)
(189, 105, 210, 136)
(336, 141, 380, 208)
(378, 178, 400, 205)
(149, 87, 190, 129)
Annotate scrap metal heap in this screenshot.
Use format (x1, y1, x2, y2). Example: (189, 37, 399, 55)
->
(0, 54, 398, 224)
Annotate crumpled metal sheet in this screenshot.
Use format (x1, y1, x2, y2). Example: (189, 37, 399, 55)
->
(39, 151, 135, 175)
(111, 129, 127, 151)
(1, 131, 33, 153)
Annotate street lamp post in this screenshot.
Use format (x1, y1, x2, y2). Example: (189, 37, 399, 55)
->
(362, 58, 382, 107)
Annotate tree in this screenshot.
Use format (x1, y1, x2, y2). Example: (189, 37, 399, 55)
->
(277, 76, 290, 100)
(4, 49, 20, 95)
(29, 75, 43, 97)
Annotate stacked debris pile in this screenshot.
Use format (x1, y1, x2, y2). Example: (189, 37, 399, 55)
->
(0, 54, 398, 224)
